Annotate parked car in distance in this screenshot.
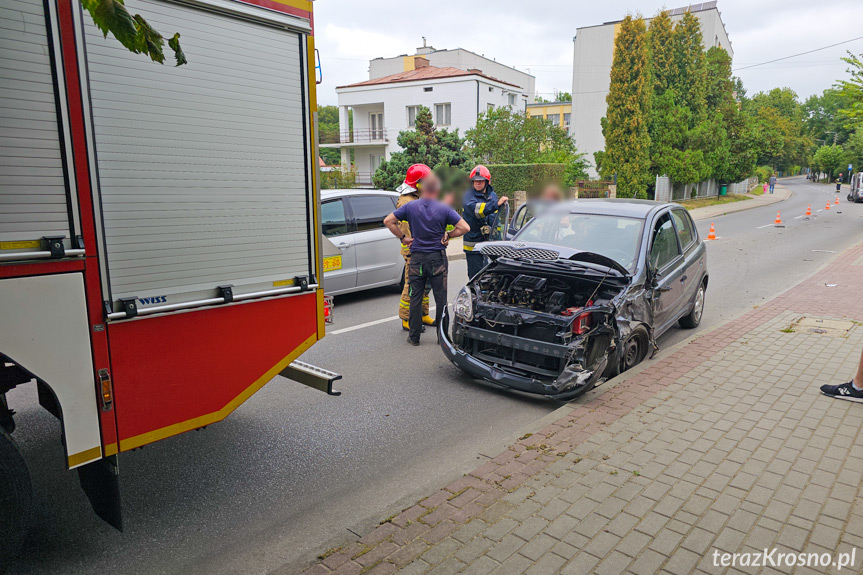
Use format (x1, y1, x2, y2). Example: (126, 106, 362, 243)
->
(848, 172, 863, 203)
(321, 189, 403, 295)
(440, 199, 708, 400)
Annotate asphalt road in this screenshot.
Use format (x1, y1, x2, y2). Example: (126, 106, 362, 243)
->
(8, 177, 863, 575)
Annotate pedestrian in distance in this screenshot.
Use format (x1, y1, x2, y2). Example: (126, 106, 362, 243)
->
(768, 174, 777, 194)
(394, 164, 435, 331)
(463, 165, 508, 279)
(820, 344, 863, 402)
(384, 171, 469, 346)
(836, 176, 843, 193)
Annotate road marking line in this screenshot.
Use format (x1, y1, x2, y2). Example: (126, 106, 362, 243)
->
(329, 307, 437, 335)
(756, 224, 774, 229)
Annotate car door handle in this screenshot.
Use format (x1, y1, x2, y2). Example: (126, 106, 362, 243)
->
(335, 243, 351, 250)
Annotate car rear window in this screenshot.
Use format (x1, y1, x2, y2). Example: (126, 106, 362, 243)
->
(516, 212, 644, 272)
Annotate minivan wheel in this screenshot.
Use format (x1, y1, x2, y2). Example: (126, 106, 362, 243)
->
(679, 281, 706, 329)
(620, 326, 649, 372)
(0, 429, 33, 574)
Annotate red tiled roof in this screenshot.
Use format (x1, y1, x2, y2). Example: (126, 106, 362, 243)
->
(337, 66, 522, 90)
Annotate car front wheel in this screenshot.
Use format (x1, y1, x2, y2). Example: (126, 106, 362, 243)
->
(620, 326, 649, 373)
(679, 281, 706, 329)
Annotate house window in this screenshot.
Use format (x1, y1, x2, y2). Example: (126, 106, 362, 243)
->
(370, 154, 383, 173)
(488, 86, 494, 92)
(407, 105, 420, 127)
(370, 112, 383, 140)
(424, 87, 433, 92)
(548, 113, 560, 126)
(563, 112, 571, 127)
(434, 103, 451, 126)
(507, 93, 516, 106)
(487, 103, 494, 112)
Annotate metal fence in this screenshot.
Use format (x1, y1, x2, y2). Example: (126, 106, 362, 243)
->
(654, 175, 756, 203)
(319, 129, 389, 145)
(573, 181, 616, 199)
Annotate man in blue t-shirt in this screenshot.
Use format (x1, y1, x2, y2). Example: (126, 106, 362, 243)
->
(384, 169, 469, 345)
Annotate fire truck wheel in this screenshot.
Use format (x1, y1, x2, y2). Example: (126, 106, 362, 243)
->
(0, 430, 32, 573)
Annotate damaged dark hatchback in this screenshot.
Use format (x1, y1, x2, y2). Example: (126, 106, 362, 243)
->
(439, 199, 707, 400)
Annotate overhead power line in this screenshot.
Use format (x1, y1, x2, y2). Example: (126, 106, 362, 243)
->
(733, 35, 863, 72)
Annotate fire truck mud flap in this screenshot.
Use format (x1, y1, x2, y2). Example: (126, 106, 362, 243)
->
(280, 361, 342, 396)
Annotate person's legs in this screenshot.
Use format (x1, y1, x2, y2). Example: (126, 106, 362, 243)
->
(428, 252, 449, 334)
(466, 251, 484, 279)
(399, 254, 411, 327)
(820, 344, 863, 401)
(408, 253, 429, 344)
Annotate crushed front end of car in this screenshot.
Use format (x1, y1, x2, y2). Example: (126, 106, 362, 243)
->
(440, 244, 631, 400)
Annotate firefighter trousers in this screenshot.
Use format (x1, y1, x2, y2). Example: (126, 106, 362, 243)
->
(408, 251, 448, 343)
(399, 253, 430, 321)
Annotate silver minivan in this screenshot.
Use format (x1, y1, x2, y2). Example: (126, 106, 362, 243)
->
(321, 189, 404, 295)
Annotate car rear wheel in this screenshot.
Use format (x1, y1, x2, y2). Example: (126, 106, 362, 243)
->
(620, 326, 649, 373)
(0, 429, 32, 574)
(679, 281, 706, 329)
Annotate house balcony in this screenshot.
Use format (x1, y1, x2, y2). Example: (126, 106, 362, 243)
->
(319, 128, 389, 147)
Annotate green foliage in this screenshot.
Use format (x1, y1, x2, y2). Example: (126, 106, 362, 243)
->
(601, 15, 652, 198)
(836, 52, 863, 128)
(844, 126, 863, 172)
(812, 144, 846, 179)
(320, 167, 359, 190)
(317, 105, 343, 166)
(746, 88, 811, 172)
(372, 106, 472, 191)
(647, 10, 675, 97)
(484, 164, 568, 196)
(557, 92, 572, 102)
(754, 165, 773, 183)
(803, 88, 853, 145)
(81, 0, 186, 65)
(466, 107, 577, 164)
(672, 12, 706, 120)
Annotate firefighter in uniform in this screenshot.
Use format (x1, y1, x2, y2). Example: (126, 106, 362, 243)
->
(463, 165, 508, 279)
(395, 164, 434, 330)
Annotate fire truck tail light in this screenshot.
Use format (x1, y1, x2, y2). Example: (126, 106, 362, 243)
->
(324, 295, 334, 324)
(98, 369, 113, 411)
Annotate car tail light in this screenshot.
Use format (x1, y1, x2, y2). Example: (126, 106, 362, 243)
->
(324, 295, 334, 324)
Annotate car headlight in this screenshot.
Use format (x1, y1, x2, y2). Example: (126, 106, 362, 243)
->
(453, 286, 474, 322)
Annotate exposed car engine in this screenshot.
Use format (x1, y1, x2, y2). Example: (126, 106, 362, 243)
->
(475, 272, 619, 315)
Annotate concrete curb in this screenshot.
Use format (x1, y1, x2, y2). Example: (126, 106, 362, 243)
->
(688, 184, 792, 221)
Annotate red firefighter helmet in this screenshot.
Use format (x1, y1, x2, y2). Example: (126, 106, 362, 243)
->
(470, 165, 491, 183)
(397, 163, 432, 194)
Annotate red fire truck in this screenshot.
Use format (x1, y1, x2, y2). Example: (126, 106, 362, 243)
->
(0, 0, 336, 567)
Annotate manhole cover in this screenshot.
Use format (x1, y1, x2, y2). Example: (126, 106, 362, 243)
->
(784, 317, 856, 337)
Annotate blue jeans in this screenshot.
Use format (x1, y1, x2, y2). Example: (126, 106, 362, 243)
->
(769, 184, 775, 194)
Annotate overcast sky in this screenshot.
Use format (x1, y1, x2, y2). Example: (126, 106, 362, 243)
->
(313, 0, 863, 106)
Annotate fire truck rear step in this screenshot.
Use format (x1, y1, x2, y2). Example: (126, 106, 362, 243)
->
(280, 361, 342, 396)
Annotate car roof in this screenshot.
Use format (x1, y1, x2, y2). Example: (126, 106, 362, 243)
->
(538, 198, 673, 219)
(321, 188, 397, 199)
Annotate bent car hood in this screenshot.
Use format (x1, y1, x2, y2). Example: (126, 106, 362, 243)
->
(478, 241, 630, 277)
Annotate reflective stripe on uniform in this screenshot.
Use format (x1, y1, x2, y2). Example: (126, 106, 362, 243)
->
(463, 240, 477, 252)
(475, 202, 486, 218)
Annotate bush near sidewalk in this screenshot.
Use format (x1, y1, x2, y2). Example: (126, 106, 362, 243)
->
(486, 164, 567, 196)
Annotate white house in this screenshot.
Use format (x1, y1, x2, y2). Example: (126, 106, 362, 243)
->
(322, 55, 527, 185)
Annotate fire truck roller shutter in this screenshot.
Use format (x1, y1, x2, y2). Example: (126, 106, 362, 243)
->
(0, 0, 77, 255)
(81, 0, 314, 309)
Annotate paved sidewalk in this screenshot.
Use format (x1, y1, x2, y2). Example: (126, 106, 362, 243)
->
(300, 242, 863, 575)
(687, 185, 791, 221)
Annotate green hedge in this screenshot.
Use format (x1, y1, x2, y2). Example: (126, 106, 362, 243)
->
(486, 163, 568, 196)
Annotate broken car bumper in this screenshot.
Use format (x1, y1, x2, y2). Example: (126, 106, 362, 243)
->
(438, 308, 602, 401)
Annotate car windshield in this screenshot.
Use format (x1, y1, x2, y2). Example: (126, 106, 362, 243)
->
(515, 212, 644, 271)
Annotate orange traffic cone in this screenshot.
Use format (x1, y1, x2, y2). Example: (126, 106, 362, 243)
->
(806, 204, 811, 216)
(707, 222, 716, 240)
(835, 196, 840, 205)
(826, 201, 831, 211)
(774, 211, 782, 225)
